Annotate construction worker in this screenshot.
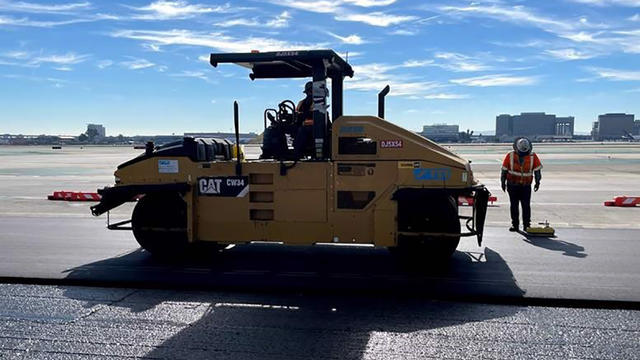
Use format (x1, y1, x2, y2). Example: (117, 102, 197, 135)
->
(501, 137, 542, 232)
(293, 81, 314, 157)
(296, 81, 314, 125)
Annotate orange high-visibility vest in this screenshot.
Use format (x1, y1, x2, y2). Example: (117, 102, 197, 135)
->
(501, 151, 542, 185)
(297, 99, 313, 126)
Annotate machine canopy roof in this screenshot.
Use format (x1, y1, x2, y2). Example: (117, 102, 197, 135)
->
(209, 50, 354, 80)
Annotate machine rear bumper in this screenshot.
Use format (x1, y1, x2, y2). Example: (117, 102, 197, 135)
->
(392, 185, 490, 246)
(469, 185, 490, 246)
(90, 183, 191, 217)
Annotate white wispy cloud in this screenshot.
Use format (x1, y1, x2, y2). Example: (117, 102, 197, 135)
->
(271, 0, 396, 14)
(215, 18, 259, 27)
(559, 29, 640, 54)
(335, 12, 417, 26)
(2, 50, 90, 67)
(54, 66, 73, 71)
(142, 43, 162, 52)
(266, 11, 291, 28)
(0, 14, 89, 27)
(31, 52, 90, 65)
(271, 0, 413, 26)
(2, 50, 30, 60)
(215, 11, 291, 28)
(346, 63, 443, 96)
(129, 0, 230, 20)
(170, 70, 211, 81)
(270, 0, 341, 13)
(433, 2, 639, 58)
(569, 0, 640, 6)
(120, 58, 155, 70)
(587, 67, 640, 80)
(545, 48, 597, 60)
(0, 12, 117, 27)
(96, 59, 113, 69)
(433, 52, 492, 72)
(436, 3, 573, 33)
(0, 1, 90, 13)
(402, 59, 435, 67)
(451, 74, 539, 87)
(343, 0, 397, 6)
(390, 29, 418, 36)
(423, 93, 469, 99)
(401, 52, 491, 72)
(630, 14, 640, 21)
(3, 73, 68, 88)
(327, 32, 365, 44)
(110, 29, 325, 52)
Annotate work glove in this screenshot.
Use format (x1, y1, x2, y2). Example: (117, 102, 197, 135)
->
(534, 182, 540, 192)
(501, 181, 506, 192)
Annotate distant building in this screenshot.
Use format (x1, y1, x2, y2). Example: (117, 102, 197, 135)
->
(87, 124, 106, 138)
(420, 124, 460, 142)
(634, 120, 640, 136)
(591, 113, 635, 140)
(495, 112, 574, 141)
(184, 132, 258, 144)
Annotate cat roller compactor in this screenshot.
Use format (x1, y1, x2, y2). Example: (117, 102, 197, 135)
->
(91, 49, 490, 260)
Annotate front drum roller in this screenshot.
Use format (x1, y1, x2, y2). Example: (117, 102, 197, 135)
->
(131, 193, 189, 257)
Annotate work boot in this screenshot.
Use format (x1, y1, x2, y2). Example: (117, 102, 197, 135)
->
(524, 223, 531, 232)
(509, 224, 518, 232)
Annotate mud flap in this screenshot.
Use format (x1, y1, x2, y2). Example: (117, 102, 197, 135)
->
(473, 186, 490, 246)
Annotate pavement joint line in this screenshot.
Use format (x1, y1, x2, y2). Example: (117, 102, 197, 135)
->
(0, 276, 638, 311)
(65, 288, 139, 325)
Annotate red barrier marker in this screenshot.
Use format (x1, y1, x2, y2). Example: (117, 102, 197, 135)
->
(47, 191, 101, 202)
(603, 196, 640, 207)
(614, 196, 640, 207)
(458, 196, 497, 206)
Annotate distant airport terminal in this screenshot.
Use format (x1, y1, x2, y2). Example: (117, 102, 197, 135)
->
(1, 112, 638, 145)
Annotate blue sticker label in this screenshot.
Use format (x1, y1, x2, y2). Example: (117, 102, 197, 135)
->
(339, 126, 364, 134)
(413, 168, 451, 181)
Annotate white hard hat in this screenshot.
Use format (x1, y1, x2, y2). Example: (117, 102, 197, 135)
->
(514, 137, 532, 154)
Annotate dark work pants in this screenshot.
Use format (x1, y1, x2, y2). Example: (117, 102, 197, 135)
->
(507, 183, 532, 228)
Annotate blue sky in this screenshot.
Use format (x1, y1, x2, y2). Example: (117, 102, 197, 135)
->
(0, 0, 639, 136)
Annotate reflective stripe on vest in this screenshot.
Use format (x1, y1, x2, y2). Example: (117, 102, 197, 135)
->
(507, 151, 534, 178)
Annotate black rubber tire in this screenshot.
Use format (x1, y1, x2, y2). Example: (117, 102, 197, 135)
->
(132, 193, 189, 257)
(392, 195, 461, 260)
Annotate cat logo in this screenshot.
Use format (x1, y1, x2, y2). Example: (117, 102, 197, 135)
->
(200, 178, 223, 194)
(198, 176, 249, 197)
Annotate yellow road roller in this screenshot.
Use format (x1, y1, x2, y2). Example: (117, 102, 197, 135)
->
(91, 50, 490, 259)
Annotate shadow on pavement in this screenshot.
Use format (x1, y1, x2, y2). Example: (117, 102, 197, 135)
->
(62, 245, 525, 310)
(61, 246, 525, 359)
(522, 236, 587, 258)
(142, 293, 522, 359)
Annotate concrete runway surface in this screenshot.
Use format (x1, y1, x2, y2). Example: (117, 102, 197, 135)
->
(0, 215, 638, 304)
(1, 144, 639, 358)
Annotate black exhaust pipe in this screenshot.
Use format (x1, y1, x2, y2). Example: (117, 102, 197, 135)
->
(378, 85, 390, 118)
(234, 101, 242, 176)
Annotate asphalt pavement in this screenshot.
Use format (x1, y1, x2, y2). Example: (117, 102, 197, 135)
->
(0, 283, 638, 359)
(0, 215, 638, 305)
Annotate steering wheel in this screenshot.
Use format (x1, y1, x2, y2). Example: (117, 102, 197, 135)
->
(277, 100, 297, 127)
